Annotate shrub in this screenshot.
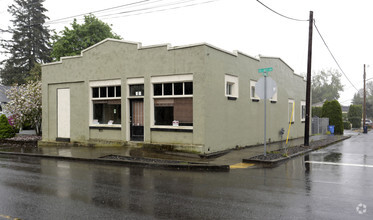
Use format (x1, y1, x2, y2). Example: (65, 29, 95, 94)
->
(322, 100, 343, 134)
(348, 105, 362, 128)
(343, 121, 351, 130)
(312, 106, 322, 118)
(0, 114, 15, 139)
(349, 117, 361, 128)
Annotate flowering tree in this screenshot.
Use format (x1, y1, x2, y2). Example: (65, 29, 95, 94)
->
(4, 81, 42, 135)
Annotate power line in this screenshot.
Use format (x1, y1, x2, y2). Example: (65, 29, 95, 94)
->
(97, 0, 219, 21)
(256, 0, 308, 22)
(340, 98, 352, 104)
(48, 0, 202, 25)
(313, 20, 359, 92)
(46, 0, 155, 24)
(1, 0, 220, 30)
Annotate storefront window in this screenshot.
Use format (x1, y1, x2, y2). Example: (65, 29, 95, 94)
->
(153, 82, 193, 127)
(91, 85, 121, 125)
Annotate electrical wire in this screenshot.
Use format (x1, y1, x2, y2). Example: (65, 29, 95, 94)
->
(46, 0, 154, 24)
(1, 0, 220, 29)
(313, 20, 359, 92)
(256, 0, 308, 22)
(339, 98, 352, 104)
(97, 0, 219, 21)
(48, 0, 202, 24)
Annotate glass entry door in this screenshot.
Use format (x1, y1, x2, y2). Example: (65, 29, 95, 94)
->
(130, 99, 144, 141)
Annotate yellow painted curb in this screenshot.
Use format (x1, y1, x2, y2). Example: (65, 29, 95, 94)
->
(230, 163, 254, 169)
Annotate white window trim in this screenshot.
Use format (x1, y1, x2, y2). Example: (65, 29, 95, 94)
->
(250, 80, 260, 101)
(150, 74, 193, 130)
(301, 101, 306, 122)
(151, 74, 193, 83)
(225, 74, 238, 98)
(127, 77, 144, 85)
(89, 79, 122, 128)
(288, 99, 295, 123)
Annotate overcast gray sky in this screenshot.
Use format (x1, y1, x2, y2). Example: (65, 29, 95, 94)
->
(1, 0, 373, 105)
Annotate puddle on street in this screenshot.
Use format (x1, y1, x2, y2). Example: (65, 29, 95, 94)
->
(0, 146, 43, 154)
(323, 152, 342, 162)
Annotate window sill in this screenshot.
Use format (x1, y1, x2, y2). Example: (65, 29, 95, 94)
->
(270, 100, 277, 103)
(90, 125, 121, 130)
(301, 120, 305, 123)
(227, 96, 237, 101)
(151, 126, 193, 133)
(251, 98, 260, 102)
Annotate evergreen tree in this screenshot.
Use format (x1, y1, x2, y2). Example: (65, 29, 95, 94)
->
(0, 0, 51, 85)
(352, 82, 373, 119)
(348, 105, 362, 128)
(322, 100, 344, 134)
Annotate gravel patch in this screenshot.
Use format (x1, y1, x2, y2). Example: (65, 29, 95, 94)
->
(249, 135, 349, 161)
(100, 154, 205, 165)
(0, 135, 41, 147)
(6, 135, 41, 142)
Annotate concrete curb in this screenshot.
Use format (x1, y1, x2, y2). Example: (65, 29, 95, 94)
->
(243, 136, 351, 167)
(243, 149, 313, 167)
(0, 151, 230, 172)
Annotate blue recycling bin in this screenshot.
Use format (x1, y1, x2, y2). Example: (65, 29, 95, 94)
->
(328, 125, 335, 134)
(363, 126, 368, 134)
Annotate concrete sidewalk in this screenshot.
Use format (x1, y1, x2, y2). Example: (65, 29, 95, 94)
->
(7, 135, 325, 160)
(0, 132, 350, 171)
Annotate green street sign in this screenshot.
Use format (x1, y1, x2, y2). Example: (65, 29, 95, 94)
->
(258, 67, 273, 73)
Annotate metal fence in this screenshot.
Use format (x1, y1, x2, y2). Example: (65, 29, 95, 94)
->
(312, 117, 329, 135)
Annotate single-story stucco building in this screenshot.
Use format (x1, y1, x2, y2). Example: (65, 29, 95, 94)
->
(41, 38, 307, 154)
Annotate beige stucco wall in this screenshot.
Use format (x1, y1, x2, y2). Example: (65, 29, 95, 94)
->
(42, 39, 306, 154)
(202, 47, 306, 153)
(42, 40, 206, 148)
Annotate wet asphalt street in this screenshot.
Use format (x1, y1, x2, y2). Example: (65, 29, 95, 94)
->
(0, 131, 372, 219)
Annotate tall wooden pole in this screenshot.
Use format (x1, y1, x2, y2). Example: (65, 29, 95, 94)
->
(304, 11, 313, 146)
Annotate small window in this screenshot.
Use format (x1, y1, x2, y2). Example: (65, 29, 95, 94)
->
(250, 80, 259, 100)
(92, 87, 99, 98)
(108, 86, 115, 97)
(288, 99, 295, 124)
(116, 86, 121, 97)
(174, 83, 183, 95)
(100, 87, 107, 98)
(225, 75, 238, 98)
(154, 84, 162, 96)
(130, 84, 144, 96)
(184, 82, 193, 95)
(164, 83, 172, 95)
(301, 101, 306, 121)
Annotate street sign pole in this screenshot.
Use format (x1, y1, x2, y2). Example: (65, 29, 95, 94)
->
(258, 67, 273, 156)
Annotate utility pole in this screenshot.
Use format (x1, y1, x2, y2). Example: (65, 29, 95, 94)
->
(304, 11, 313, 146)
(363, 64, 366, 133)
